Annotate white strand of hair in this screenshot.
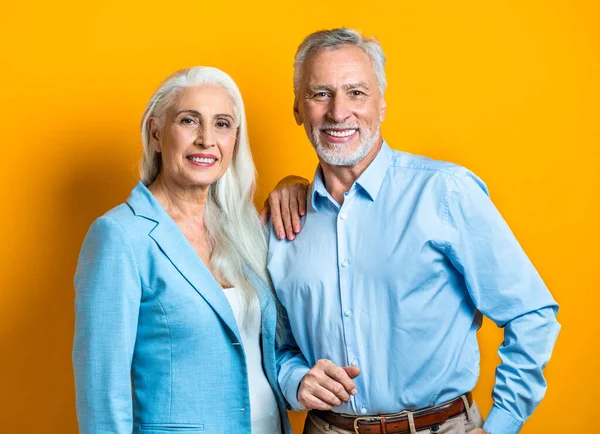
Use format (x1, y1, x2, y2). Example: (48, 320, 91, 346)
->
(139, 66, 284, 342)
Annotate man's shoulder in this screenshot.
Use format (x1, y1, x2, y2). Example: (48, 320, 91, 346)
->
(388, 149, 471, 179)
(386, 148, 489, 195)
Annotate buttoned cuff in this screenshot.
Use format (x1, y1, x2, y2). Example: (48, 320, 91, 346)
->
(483, 405, 524, 434)
(282, 366, 310, 411)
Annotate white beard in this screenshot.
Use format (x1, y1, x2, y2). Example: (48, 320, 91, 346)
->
(311, 122, 381, 167)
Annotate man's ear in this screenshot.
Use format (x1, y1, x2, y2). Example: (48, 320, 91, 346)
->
(379, 98, 387, 123)
(293, 98, 303, 126)
(148, 117, 162, 152)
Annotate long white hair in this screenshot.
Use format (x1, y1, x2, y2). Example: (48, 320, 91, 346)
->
(140, 67, 277, 335)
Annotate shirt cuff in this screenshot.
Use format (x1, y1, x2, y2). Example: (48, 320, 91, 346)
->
(282, 366, 310, 411)
(483, 405, 524, 434)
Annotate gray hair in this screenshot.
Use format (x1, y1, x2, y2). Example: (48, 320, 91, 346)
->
(293, 28, 387, 96)
(139, 67, 283, 341)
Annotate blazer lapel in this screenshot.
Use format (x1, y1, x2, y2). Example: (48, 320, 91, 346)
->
(126, 181, 241, 342)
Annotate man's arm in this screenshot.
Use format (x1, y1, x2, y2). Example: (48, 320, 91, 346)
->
(444, 170, 560, 434)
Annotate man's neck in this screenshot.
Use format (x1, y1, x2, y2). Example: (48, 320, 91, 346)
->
(320, 138, 383, 205)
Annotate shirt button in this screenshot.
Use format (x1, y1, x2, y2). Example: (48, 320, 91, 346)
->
(344, 309, 352, 317)
(360, 407, 368, 415)
(341, 259, 348, 268)
(339, 212, 347, 220)
(351, 359, 358, 367)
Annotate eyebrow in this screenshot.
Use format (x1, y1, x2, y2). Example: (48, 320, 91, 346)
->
(342, 82, 370, 91)
(306, 82, 371, 93)
(307, 85, 333, 94)
(175, 109, 234, 120)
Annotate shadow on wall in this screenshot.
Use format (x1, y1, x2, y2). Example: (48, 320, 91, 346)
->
(0, 135, 139, 433)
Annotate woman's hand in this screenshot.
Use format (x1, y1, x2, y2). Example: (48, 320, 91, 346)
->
(260, 175, 310, 240)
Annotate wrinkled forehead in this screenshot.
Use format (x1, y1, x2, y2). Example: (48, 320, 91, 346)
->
(303, 45, 377, 88)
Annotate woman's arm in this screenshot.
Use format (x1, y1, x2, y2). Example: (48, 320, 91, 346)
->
(73, 216, 141, 434)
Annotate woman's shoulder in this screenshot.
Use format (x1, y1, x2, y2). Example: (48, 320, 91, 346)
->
(87, 200, 152, 244)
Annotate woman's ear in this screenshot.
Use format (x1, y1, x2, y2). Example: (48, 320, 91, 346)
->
(148, 117, 162, 152)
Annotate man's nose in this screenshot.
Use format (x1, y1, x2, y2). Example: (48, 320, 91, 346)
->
(328, 94, 351, 123)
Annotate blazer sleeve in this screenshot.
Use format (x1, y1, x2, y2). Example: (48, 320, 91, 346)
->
(73, 216, 142, 434)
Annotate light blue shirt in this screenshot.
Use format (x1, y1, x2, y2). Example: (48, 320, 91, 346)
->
(268, 141, 560, 434)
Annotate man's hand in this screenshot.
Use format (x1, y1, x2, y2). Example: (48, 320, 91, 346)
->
(297, 359, 360, 411)
(260, 175, 310, 240)
(468, 429, 489, 434)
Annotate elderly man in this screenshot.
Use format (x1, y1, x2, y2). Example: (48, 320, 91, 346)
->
(265, 28, 559, 434)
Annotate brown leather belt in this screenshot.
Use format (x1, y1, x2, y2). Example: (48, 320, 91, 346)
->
(312, 392, 473, 434)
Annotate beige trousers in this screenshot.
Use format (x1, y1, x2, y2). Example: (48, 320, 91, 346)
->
(303, 401, 484, 434)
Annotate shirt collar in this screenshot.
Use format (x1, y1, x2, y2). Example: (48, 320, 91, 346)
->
(309, 166, 329, 212)
(355, 140, 392, 201)
(310, 140, 392, 211)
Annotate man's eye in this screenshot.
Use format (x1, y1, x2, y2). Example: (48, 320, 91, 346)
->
(314, 92, 330, 98)
(351, 90, 364, 96)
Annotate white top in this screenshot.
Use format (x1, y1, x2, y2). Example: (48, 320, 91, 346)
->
(223, 287, 281, 434)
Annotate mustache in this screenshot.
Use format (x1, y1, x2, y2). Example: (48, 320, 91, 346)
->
(320, 122, 360, 131)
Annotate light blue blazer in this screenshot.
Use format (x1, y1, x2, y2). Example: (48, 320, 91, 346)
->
(73, 181, 292, 434)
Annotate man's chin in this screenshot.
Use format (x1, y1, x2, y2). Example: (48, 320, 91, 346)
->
(316, 149, 364, 167)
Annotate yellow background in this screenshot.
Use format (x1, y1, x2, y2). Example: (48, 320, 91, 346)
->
(1, 0, 598, 432)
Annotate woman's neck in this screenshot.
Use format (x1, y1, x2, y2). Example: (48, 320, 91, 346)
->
(148, 174, 208, 225)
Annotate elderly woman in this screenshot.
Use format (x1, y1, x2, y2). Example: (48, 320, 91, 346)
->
(73, 67, 291, 434)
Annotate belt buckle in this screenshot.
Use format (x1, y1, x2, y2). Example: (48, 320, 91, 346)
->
(353, 411, 409, 434)
(353, 416, 379, 434)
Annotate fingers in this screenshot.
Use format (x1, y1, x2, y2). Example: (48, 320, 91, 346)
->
(297, 359, 360, 411)
(268, 175, 309, 241)
(289, 187, 302, 234)
(323, 361, 358, 397)
(268, 193, 285, 240)
(319, 374, 351, 402)
(267, 175, 310, 240)
(298, 383, 341, 410)
(343, 366, 361, 380)
(278, 189, 295, 240)
(298, 184, 308, 217)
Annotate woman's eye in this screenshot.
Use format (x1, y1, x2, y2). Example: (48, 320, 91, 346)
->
(216, 121, 231, 128)
(180, 117, 196, 125)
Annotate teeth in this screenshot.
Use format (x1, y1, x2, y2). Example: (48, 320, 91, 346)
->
(325, 129, 356, 138)
(189, 156, 216, 164)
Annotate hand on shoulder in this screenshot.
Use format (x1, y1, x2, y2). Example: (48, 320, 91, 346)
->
(260, 175, 310, 240)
